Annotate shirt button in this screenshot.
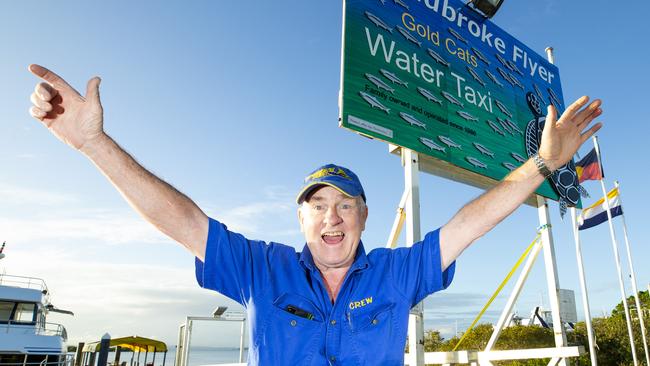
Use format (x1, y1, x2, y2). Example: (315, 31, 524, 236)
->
(330, 320, 337, 325)
(372, 319, 379, 325)
(290, 320, 297, 327)
(329, 356, 336, 362)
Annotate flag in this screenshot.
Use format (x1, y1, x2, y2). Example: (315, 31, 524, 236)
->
(578, 187, 623, 230)
(576, 148, 604, 183)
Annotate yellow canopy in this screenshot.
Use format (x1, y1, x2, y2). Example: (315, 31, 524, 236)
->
(83, 336, 168, 353)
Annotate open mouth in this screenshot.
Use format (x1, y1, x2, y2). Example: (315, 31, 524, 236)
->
(321, 231, 345, 245)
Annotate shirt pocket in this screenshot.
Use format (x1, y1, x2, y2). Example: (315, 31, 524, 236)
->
(259, 293, 324, 364)
(346, 303, 400, 363)
(347, 302, 394, 332)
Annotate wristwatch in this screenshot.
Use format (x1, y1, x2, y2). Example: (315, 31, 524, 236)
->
(533, 153, 553, 178)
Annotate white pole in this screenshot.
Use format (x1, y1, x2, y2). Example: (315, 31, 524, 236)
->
(175, 324, 185, 366)
(184, 319, 193, 366)
(239, 319, 246, 363)
(542, 47, 569, 366)
(536, 196, 569, 365)
(615, 181, 650, 365)
(404, 148, 424, 366)
(570, 207, 597, 365)
(592, 136, 638, 365)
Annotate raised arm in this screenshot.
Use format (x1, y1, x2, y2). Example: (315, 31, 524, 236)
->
(439, 96, 602, 269)
(28, 64, 209, 260)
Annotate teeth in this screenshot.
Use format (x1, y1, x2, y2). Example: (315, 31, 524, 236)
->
(322, 232, 344, 237)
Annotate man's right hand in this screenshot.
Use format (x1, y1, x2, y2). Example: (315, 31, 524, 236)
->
(28, 64, 209, 259)
(29, 64, 105, 154)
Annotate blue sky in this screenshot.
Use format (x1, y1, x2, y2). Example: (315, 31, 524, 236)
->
(1, 0, 649, 350)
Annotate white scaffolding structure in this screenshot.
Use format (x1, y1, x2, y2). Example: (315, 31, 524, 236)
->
(390, 145, 582, 365)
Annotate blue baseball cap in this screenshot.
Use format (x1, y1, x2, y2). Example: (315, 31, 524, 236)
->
(296, 164, 366, 204)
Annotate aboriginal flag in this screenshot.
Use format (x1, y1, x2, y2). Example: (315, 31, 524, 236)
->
(576, 148, 603, 183)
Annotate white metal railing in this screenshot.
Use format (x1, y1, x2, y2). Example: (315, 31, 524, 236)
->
(38, 322, 68, 340)
(1, 321, 67, 339)
(0, 274, 48, 292)
(0, 353, 73, 366)
(0, 362, 68, 366)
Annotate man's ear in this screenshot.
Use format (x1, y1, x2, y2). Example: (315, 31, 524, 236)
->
(361, 205, 368, 231)
(297, 206, 305, 233)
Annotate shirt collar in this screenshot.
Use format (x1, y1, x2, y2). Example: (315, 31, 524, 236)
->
(299, 241, 370, 273)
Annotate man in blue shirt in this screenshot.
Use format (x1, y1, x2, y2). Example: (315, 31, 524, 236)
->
(27, 64, 602, 364)
(195, 164, 454, 364)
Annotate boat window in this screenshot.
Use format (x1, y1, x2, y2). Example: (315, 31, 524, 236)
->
(0, 300, 14, 321)
(0, 354, 27, 365)
(15, 302, 37, 323)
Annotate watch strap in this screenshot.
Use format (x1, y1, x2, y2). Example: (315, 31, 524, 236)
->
(533, 153, 553, 178)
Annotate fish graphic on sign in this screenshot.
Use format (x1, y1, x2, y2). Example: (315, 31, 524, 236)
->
(427, 48, 450, 67)
(364, 11, 393, 33)
(396, 26, 422, 47)
(380, 69, 408, 87)
(393, 0, 409, 10)
(447, 27, 467, 44)
(365, 73, 395, 94)
(467, 66, 486, 87)
(466, 156, 488, 169)
(419, 137, 446, 152)
(400, 112, 427, 129)
(417, 87, 443, 105)
(471, 47, 490, 66)
(473, 142, 495, 158)
(438, 135, 462, 149)
(494, 100, 513, 118)
(441, 91, 464, 107)
(486, 120, 505, 136)
(457, 110, 479, 122)
(358, 91, 390, 114)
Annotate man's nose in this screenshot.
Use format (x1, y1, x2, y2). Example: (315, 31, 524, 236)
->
(324, 205, 343, 225)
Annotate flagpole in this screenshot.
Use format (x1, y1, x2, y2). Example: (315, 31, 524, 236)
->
(615, 180, 650, 365)
(593, 136, 639, 365)
(570, 207, 597, 365)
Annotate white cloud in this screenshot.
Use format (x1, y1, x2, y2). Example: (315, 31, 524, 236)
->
(0, 183, 77, 206)
(201, 187, 301, 242)
(0, 210, 168, 244)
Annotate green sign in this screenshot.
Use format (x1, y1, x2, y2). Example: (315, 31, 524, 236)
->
(340, 0, 580, 206)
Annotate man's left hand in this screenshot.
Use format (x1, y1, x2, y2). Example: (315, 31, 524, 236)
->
(538, 96, 602, 171)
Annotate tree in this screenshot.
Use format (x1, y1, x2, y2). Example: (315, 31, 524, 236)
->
(421, 290, 650, 365)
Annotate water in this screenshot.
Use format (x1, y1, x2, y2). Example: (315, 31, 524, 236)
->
(177, 347, 245, 365)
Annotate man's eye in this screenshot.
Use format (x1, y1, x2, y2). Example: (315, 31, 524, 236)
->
(314, 205, 325, 211)
(340, 204, 353, 210)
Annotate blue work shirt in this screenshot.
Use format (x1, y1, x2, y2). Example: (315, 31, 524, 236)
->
(195, 218, 455, 365)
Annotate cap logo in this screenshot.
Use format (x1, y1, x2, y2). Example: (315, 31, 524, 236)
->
(305, 167, 351, 182)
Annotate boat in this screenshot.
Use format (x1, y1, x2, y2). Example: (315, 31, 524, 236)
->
(0, 242, 74, 366)
(80, 335, 168, 366)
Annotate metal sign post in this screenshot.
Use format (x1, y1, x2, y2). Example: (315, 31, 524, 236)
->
(536, 196, 569, 366)
(404, 148, 425, 366)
